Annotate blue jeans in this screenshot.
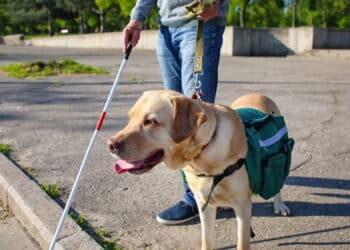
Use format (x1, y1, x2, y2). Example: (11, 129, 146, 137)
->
(156, 24, 225, 207)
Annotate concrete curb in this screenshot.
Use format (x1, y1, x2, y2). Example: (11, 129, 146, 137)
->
(0, 154, 103, 250)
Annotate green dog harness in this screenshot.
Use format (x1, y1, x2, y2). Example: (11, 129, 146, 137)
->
(184, 107, 294, 216)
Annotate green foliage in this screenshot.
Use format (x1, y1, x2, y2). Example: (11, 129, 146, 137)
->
(247, 0, 285, 28)
(227, 0, 251, 27)
(95, 0, 112, 11)
(5, 0, 48, 35)
(0, 59, 108, 79)
(295, 0, 350, 28)
(115, 0, 135, 17)
(0, 144, 10, 155)
(228, 0, 285, 28)
(0, 1, 10, 35)
(0, 0, 349, 36)
(69, 212, 122, 250)
(139, 242, 152, 249)
(104, 5, 129, 31)
(339, 15, 350, 29)
(69, 212, 88, 227)
(40, 183, 62, 199)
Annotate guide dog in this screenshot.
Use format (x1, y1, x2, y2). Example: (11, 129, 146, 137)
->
(108, 90, 290, 250)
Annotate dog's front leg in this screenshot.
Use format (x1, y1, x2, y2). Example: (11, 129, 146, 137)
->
(233, 200, 252, 250)
(196, 200, 217, 250)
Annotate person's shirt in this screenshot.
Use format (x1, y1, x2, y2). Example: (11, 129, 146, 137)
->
(130, 0, 229, 27)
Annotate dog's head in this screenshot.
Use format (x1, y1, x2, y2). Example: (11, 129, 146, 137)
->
(108, 90, 215, 174)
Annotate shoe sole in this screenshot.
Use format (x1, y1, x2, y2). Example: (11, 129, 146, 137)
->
(156, 214, 199, 225)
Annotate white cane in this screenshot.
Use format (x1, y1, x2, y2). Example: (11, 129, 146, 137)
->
(49, 44, 133, 250)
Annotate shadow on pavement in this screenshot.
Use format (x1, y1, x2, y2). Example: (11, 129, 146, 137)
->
(285, 176, 350, 190)
(217, 225, 350, 250)
(186, 175, 350, 225)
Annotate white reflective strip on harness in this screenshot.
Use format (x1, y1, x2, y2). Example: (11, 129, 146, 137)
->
(259, 126, 288, 147)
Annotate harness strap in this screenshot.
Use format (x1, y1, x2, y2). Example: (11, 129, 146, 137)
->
(198, 159, 246, 212)
(196, 158, 256, 238)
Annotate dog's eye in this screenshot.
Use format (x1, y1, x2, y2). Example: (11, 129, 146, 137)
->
(143, 119, 159, 127)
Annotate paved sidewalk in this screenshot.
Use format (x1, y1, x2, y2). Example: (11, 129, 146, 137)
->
(0, 45, 349, 249)
(0, 200, 40, 250)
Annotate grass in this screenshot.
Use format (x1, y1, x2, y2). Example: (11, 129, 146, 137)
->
(0, 143, 122, 249)
(39, 183, 62, 199)
(129, 75, 144, 84)
(69, 212, 122, 250)
(139, 242, 152, 249)
(0, 144, 10, 155)
(0, 58, 108, 79)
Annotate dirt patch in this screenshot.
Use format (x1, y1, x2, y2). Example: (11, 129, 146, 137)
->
(0, 200, 12, 221)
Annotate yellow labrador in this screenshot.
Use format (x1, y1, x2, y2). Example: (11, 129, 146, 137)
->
(108, 90, 290, 250)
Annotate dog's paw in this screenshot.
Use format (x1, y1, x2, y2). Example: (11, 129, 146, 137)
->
(274, 201, 291, 216)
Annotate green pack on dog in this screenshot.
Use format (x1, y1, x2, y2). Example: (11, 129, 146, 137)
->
(236, 108, 295, 200)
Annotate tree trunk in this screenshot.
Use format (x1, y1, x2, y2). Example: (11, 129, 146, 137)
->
(99, 11, 104, 33)
(240, 8, 244, 27)
(292, 0, 298, 27)
(322, 11, 327, 28)
(79, 10, 83, 33)
(48, 9, 54, 36)
(78, 9, 87, 33)
(240, 6, 246, 28)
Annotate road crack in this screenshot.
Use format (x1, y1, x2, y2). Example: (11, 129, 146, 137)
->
(291, 154, 313, 172)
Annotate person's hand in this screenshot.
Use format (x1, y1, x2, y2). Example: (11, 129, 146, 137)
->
(199, 0, 219, 22)
(122, 20, 142, 52)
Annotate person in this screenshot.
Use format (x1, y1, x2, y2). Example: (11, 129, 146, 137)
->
(122, 0, 229, 225)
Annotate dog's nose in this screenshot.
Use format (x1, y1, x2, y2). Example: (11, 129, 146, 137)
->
(107, 137, 121, 153)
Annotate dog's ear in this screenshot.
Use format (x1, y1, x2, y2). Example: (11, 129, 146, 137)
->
(170, 96, 207, 143)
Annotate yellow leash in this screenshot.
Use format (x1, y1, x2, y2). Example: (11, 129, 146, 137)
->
(185, 0, 215, 100)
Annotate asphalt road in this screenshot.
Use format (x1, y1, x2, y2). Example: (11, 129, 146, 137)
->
(0, 45, 349, 249)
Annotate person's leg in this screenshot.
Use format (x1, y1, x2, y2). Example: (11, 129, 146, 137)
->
(174, 26, 200, 209)
(156, 25, 182, 93)
(179, 24, 225, 103)
(156, 25, 199, 224)
(178, 24, 225, 209)
(156, 24, 225, 225)
(180, 24, 226, 211)
(199, 25, 225, 103)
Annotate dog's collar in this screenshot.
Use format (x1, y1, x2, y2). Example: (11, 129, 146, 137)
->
(197, 158, 246, 212)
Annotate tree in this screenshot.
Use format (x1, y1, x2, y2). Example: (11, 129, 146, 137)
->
(6, 0, 48, 34)
(247, 0, 285, 28)
(57, 0, 94, 33)
(0, 0, 10, 35)
(292, 0, 350, 28)
(228, 0, 285, 28)
(94, 0, 112, 32)
(36, 0, 57, 36)
(116, 0, 158, 29)
(229, 0, 251, 27)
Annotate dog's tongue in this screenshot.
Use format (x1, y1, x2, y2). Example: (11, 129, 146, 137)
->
(114, 159, 144, 174)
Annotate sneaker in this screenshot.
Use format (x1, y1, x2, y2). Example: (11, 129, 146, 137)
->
(156, 201, 199, 225)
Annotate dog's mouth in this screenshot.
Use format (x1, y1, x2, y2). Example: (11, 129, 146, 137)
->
(114, 149, 164, 175)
